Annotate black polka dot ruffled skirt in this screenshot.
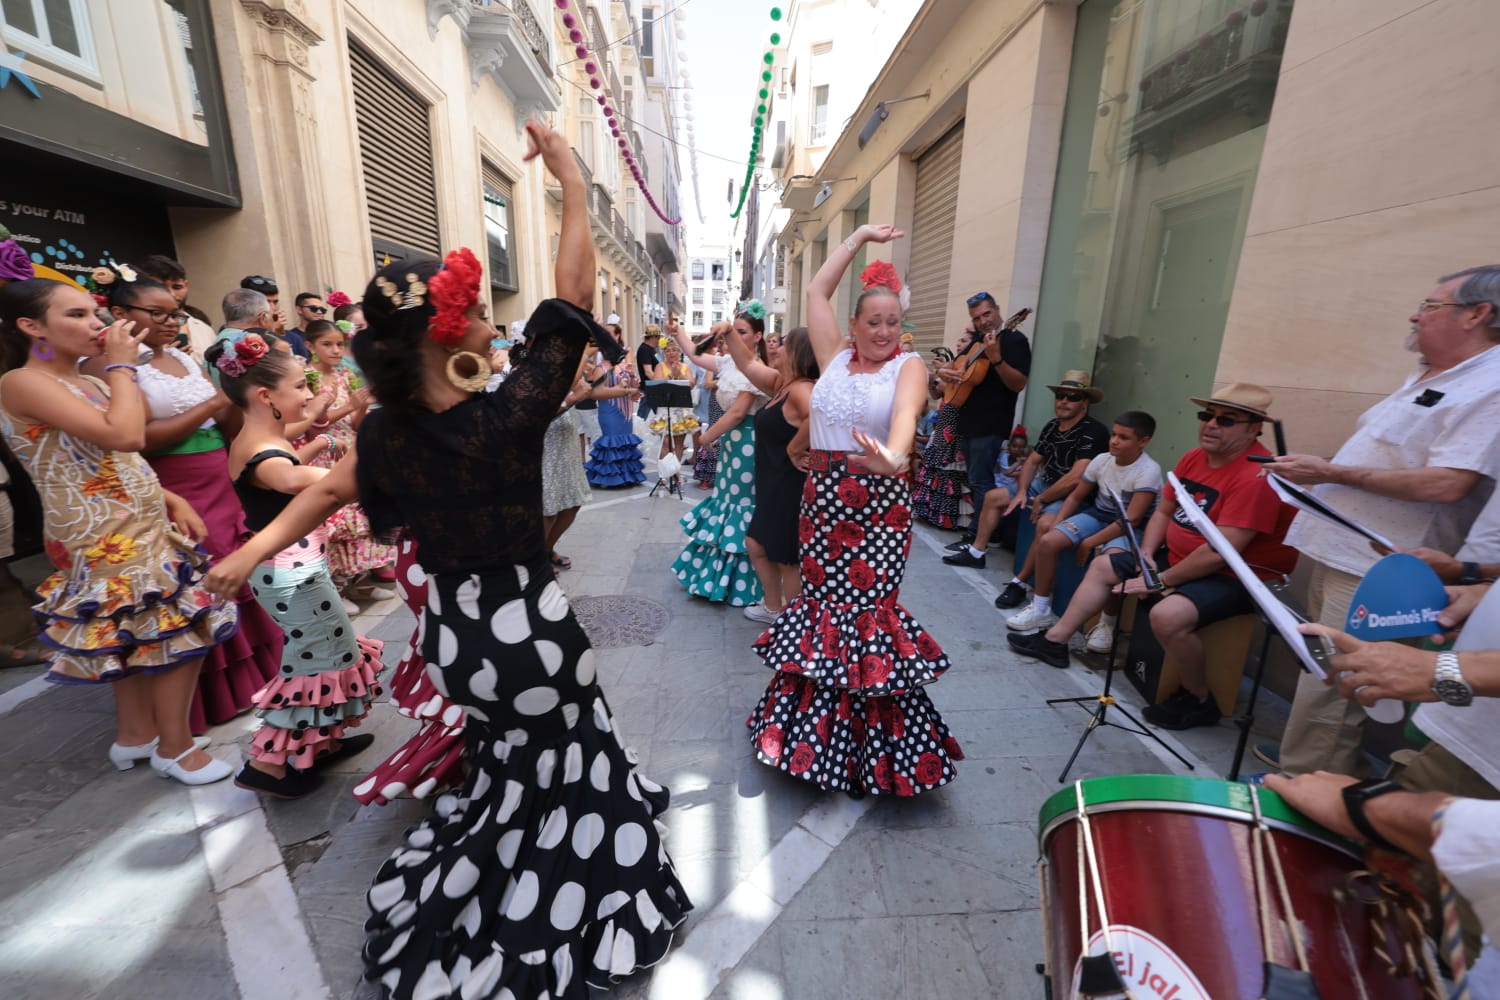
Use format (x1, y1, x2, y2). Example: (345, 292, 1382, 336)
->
(749, 459, 964, 796)
(363, 559, 691, 999)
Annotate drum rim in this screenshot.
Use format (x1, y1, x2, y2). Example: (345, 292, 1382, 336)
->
(1036, 773, 1357, 856)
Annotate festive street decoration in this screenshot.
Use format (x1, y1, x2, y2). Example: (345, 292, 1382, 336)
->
(555, 0, 681, 225)
(0, 51, 41, 99)
(730, 9, 783, 219)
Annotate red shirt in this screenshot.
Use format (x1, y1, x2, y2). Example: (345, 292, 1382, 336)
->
(1163, 444, 1297, 580)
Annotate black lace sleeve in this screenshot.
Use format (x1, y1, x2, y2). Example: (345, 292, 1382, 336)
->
(496, 298, 603, 439)
(354, 421, 405, 545)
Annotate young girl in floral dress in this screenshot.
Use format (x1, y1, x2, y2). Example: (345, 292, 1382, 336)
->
(299, 320, 395, 611)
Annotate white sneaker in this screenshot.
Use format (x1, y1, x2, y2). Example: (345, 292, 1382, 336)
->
(1086, 621, 1115, 654)
(1006, 603, 1059, 632)
(743, 600, 779, 625)
(341, 595, 362, 616)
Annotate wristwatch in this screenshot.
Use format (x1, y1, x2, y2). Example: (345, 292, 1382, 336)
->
(1341, 778, 1406, 853)
(1431, 651, 1474, 706)
(1458, 561, 1484, 585)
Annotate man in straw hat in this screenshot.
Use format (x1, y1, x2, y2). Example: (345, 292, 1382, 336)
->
(950, 370, 1108, 580)
(1263, 264, 1500, 779)
(1009, 384, 1298, 731)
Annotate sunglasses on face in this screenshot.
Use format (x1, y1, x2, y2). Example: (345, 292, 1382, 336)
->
(306, 305, 327, 315)
(121, 304, 189, 325)
(1197, 410, 1255, 427)
(1053, 391, 1087, 403)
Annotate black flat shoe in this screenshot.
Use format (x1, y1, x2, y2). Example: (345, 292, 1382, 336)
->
(942, 548, 986, 568)
(313, 733, 375, 768)
(234, 763, 324, 799)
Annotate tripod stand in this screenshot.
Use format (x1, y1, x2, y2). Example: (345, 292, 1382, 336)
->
(644, 380, 694, 500)
(1046, 598, 1195, 784)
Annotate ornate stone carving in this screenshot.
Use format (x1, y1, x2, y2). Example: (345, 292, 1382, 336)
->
(470, 44, 506, 91)
(239, 0, 323, 47)
(426, 0, 473, 40)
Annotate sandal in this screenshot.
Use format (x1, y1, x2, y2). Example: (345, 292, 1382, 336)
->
(549, 551, 572, 571)
(0, 644, 48, 669)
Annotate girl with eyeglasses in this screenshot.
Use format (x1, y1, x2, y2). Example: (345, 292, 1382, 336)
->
(0, 278, 239, 784)
(77, 276, 286, 735)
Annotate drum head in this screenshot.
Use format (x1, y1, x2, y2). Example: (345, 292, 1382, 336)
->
(1037, 774, 1353, 854)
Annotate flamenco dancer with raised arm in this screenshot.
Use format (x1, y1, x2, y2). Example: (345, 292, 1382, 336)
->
(204, 119, 690, 999)
(747, 226, 964, 796)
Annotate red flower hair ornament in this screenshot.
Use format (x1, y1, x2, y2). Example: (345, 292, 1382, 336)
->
(215, 333, 270, 377)
(859, 260, 901, 294)
(426, 248, 484, 348)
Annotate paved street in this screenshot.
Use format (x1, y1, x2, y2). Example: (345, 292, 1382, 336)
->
(0, 473, 1288, 1000)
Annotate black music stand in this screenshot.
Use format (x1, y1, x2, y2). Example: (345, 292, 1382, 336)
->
(1044, 490, 1193, 783)
(644, 380, 695, 500)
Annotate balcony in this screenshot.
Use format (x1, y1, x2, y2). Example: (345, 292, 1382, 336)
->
(460, 0, 561, 123)
(587, 182, 650, 281)
(1129, 0, 1291, 160)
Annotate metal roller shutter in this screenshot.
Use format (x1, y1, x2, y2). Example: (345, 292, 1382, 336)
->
(904, 122, 964, 354)
(350, 44, 441, 264)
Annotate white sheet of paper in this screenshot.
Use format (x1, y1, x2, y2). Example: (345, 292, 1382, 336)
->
(1267, 474, 1397, 551)
(1167, 473, 1403, 723)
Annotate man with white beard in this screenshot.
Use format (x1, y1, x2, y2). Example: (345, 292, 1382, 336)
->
(1264, 264, 1500, 778)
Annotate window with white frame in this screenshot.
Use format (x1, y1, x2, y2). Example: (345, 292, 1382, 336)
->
(692, 288, 704, 304)
(577, 95, 596, 173)
(810, 84, 829, 144)
(691, 311, 703, 327)
(691, 260, 705, 280)
(1, 0, 98, 77)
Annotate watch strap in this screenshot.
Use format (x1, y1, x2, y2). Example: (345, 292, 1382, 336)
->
(1458, 561, 1483, 585)
(1341, 778, 1406, 853)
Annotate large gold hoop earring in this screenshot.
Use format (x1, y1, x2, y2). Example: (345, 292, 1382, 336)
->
(445, 350, 492, 392)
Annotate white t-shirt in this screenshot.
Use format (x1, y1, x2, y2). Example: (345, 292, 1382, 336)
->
(1284, 345, 1500, 576)
(1412, 583, 1500, 793)
(1458, 489, 1500, 562)
(1084, 450, 1163, 518)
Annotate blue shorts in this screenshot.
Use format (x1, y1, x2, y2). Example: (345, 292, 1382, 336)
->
(1028, 477, 1066, 517)
(1051, 506, 1129, 551)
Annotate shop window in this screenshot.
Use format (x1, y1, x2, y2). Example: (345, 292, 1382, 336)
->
(1027, 0, 1292, 461)
(482, 164, 518, 293)
(1, 0, 98, 78)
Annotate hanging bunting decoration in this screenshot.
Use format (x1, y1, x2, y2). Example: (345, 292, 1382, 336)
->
(730, 8, 783, 219)
(554, 0, 681, 225)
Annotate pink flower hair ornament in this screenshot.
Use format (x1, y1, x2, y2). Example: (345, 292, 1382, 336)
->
(215, 333, 270, 378)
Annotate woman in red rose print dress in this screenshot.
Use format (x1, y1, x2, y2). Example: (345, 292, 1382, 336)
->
(747, 226, 964, 796)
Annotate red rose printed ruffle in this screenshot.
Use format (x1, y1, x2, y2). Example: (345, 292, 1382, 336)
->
(751, 593, 950, 697)
(247, 637, 382, 766)
(911, 405, 967, 529)
(746, 679, 964, 796)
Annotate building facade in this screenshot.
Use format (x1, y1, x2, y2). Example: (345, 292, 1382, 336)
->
(1, 0, 683, 346)
(683, 242, 731, 332)
(770, 0, 1499, 465)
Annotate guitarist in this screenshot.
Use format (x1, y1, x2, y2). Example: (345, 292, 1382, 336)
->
(934, 292, 1031, 548)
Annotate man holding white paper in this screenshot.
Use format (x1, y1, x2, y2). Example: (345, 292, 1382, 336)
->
(1266, 264, 1500, 778)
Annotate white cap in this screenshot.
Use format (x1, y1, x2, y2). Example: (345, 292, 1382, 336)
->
(605, 313, 621, 326)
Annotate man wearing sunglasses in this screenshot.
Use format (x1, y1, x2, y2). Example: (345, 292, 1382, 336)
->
(1009, 384, 1298, 733)
(1264, 264, 1500, 779)
(936, 292, 1031, 544)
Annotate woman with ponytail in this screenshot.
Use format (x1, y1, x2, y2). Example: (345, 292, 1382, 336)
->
(0, 278, 237, 784)
(202, 119, 690, 998)
(667, 304, 769, 605)
(208, 334, 380, 799)
(746, 227, 965, 796)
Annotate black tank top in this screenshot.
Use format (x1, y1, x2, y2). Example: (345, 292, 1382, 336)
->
(234, 449, 298, 532)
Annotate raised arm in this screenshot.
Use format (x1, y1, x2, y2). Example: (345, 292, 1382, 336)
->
(721, 318, 780, 395)
(668, 317, 724, 373)
(525, 118, 593, 311)
(806, 224, 904, 369)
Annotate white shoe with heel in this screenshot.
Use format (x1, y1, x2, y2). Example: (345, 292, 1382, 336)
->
(109, 735, 211, 771)
(149, 744, 233, 785)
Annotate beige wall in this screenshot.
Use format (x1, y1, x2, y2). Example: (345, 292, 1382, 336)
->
(1216, 0, 1500, 456)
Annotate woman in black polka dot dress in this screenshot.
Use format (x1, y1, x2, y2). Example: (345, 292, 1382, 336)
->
(212, 334, 381, 801)
(748, 225, 964, 797)
(204, 121, 690, 999)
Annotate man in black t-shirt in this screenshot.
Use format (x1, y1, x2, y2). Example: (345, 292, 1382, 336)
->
(934, 292, 1031, 544)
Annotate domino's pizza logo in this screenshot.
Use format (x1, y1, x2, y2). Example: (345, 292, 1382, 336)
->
(1350, 604, 1368, 630)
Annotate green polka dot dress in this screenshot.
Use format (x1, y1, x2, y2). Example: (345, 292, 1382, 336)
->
(672, 359, 765, 606)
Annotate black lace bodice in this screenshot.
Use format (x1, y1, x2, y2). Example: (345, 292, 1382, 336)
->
(355, 298, 599, 574)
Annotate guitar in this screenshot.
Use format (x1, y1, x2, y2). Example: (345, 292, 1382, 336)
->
(940, 307, 1031, 407)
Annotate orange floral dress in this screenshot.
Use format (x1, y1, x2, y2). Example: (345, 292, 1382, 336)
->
(0, 374, 236, 682)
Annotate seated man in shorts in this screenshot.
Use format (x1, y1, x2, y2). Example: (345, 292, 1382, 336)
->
(1006, 411, 1162, 639)
(1008, 384, 1298, 730)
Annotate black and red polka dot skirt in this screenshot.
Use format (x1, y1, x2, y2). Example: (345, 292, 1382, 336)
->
(748, 454, 963, 796)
